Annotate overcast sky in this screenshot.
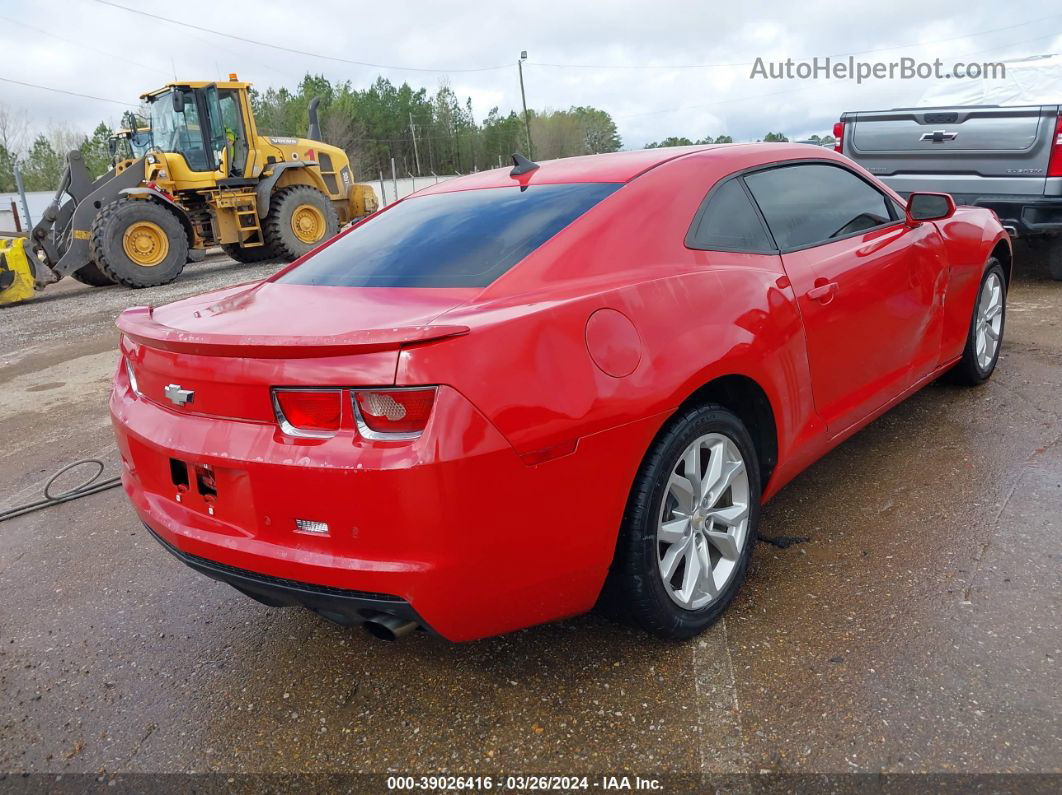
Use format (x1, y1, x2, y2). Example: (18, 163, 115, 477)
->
(2, 0, 1062, 150)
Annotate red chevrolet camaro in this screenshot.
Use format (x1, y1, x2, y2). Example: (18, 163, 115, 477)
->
(111, 144, 1009, 641)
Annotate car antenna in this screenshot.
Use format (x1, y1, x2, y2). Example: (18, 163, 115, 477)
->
(510, 152, 540, 177)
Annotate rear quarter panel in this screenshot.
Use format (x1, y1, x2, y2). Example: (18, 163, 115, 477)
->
(399, 148, 825, 502)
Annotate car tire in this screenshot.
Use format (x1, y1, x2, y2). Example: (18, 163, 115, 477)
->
(70, 260, 115, 287)
(950, 259, 1007, 386)
(220, 242, 278, 264)
(90, 199, 188, 288)
(603, 403, 761, 640)
(263, 185, 338, 261)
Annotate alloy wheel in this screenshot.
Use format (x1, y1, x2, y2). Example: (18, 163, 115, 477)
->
(657, 433, 751, 611)
(975, 271, 1004, 371)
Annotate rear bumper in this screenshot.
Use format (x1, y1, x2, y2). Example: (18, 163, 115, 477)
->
(144, 521, 430, 630)
(111, 370, 659, 641)
(960, 195, 1062, 237)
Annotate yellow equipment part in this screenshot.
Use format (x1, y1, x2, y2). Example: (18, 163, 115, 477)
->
(351, 183, 379, 218)
(0, 238, 36, 306)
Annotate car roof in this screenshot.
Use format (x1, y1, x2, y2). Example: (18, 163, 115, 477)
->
(412, 143, 842, 195)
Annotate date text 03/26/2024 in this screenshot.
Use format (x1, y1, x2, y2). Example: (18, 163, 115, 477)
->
(385, 775, 663, 791)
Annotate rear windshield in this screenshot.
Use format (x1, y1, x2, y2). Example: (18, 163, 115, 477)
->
(277, 183, 621, 288)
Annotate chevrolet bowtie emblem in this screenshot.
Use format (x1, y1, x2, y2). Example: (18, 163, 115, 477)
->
(164, 383, 195, 406)
(920, 129, 958, 142)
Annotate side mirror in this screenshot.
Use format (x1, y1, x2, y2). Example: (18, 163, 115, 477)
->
(172, 90, 185, 113)
(907, 192, 956, 222)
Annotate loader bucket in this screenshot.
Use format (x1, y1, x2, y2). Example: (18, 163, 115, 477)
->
(0, 238, 37, 306)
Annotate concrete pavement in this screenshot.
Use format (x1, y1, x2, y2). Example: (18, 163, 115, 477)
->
(1, 248, 1058, 783)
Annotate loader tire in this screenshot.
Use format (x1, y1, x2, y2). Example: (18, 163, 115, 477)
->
(220, 242, 278, 264)
(264, 186, 338, 261)
(90, 199, 188, 288)
(70, 261, 115, 287)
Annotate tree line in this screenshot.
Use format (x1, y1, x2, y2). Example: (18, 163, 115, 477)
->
(0, 74, 624, 192)
(0, 103, 114, 192)
(1, 71, 835, 193)
(644, 132, 836, 147)
(251, 74, 622, 180)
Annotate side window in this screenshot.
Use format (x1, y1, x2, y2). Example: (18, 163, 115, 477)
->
(687, 178, 774, 252)
(744, 163, 897, 250)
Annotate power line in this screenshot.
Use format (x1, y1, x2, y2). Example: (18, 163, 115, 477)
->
(949, 29, 1062, 59)
(529, 13, 1062, 70)
(612, 28, 1062, 121)
(613, 85, 818, 120)
(0, 76, 137, 106)
(0, 14, 170, 76)
(92, 0, 512, 74)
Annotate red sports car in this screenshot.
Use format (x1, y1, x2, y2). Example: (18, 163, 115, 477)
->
(111, 144, 1010, 642)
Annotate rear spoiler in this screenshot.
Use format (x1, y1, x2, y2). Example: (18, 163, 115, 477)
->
(116, 306, 469, 358)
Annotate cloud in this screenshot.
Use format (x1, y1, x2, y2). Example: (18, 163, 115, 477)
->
(2, 0, 1060, 149)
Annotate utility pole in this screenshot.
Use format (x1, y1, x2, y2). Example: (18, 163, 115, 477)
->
(409, 112, 421, 176)
(518, 50, 533, 158)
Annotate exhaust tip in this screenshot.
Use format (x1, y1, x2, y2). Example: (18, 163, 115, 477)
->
(363, 614, 418, 641)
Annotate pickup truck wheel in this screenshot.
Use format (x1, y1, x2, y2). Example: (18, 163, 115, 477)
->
(951, 259, 1006, 386)
(90, 199, 188, 288)
(602, 404, 761, 639)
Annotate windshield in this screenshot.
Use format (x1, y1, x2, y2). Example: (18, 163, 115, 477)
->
(129, 130, 152, 158)
(277, 183, 621, 288)
(148, 89, 212, 171)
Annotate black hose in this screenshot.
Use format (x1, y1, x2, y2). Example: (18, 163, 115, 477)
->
(0, 458, 122, 523)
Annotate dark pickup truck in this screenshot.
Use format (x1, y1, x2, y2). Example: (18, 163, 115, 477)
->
(836, 104, 1062, 279)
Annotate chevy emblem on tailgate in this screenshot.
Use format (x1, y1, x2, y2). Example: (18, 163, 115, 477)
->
(164, 384, 195, 406)
(920, 130, 958, 142)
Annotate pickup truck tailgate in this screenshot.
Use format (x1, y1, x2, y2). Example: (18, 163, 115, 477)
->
(843, 105, 1059, 195)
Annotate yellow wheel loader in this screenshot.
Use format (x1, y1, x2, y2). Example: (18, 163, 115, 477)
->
(0, 76, 377, 303)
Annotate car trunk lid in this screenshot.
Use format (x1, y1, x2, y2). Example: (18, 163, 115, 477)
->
(118, 282, 472, 422)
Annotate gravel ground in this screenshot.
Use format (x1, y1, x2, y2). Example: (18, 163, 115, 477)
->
(0, 245, 1059, 787)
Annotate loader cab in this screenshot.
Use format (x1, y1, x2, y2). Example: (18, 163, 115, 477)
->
(144, 82, 250, 181)
(108, 127, 152, 169)
(143, 81, 260, 183)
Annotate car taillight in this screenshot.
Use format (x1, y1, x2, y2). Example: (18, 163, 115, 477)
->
(124, 357, 140, 396)
(1048, 115, 1062, 177)
(833, 121, 844, 154)
(353, 387, 436, 439)
(273, 389, 342, 438)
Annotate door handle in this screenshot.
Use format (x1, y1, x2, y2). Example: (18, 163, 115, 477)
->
(807, 281, 838, 303)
